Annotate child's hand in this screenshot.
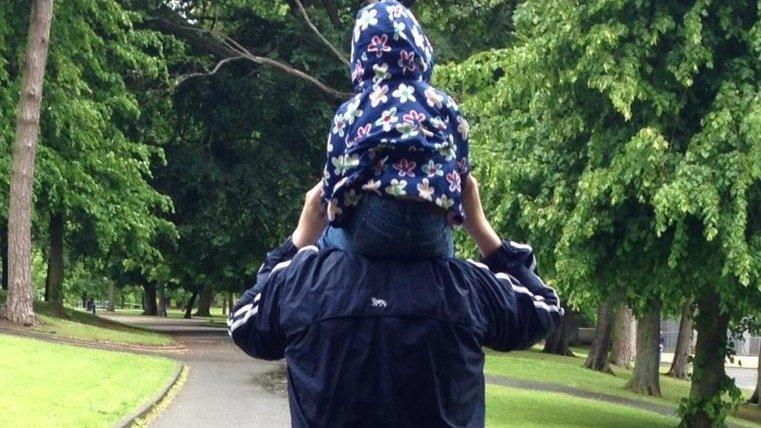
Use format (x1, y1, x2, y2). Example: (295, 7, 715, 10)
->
(292, 181, 328, 248)
(462, 175, 502, 258)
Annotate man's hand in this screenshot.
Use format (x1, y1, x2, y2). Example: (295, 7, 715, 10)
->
(292, 182, 328, 248)
(462, 175, 502, 258)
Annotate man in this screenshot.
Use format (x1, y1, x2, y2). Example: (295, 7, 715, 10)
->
(228, 176, 561, 427)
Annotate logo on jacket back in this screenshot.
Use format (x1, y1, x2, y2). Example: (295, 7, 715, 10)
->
(370, 297, 387, 308)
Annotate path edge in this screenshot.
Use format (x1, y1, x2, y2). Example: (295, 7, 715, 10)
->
(114, 362, 185, 428)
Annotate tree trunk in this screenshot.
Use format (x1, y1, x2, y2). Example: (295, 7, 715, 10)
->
(682, 287, 730, 427)
(195, 284, 212, 317)
(45, 209, 65, 316)
(667, 299, 694, 379)
(609, 304, 636, 368)
(750, 354, 761, 405)
(543, 304, 577, 356)
(222, 291, 227, 316)
(107, 280, 115, 312)
(4, 0, 55, 326)
(158, 284, 167, 317)
(227, 291, 234, 315)
(143, 283, 158, 316)
(584, 297, 616, 373)
(627, 298, 661, 396)
(184, 290, 198, 319)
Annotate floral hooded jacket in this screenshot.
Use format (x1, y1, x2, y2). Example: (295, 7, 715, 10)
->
(322, 0, 470, 226)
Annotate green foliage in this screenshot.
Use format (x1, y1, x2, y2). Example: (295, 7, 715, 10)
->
(438, 0, 759, 422)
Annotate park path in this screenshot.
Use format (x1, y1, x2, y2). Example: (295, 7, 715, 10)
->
(102, 315, 291, 428)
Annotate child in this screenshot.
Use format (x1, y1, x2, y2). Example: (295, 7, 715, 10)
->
(320, 0, 469, 259)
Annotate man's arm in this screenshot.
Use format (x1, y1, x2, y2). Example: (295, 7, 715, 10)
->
(462, 176, 562, 351)
(228, 182, 327, 359)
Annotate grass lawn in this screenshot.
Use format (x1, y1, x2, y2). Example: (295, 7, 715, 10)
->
(0, 334, 178, 427)
(114, 307, 228, 326)
(486, 347, 761, 427)
(0, 291, 174, 346)
(486, 385, 677, 427)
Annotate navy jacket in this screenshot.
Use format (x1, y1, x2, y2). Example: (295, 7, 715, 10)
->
(229, 238, 561, 427)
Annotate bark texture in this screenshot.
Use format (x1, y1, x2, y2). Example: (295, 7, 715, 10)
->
(5, 0, 55, 326)
(627, 299, 661, 396)
(184, 290, 198, 319)
(750, 355, 761, 405)
(107, 281, 115, 312)
(45, 209, 65, 316)
(195, 284, 212, 317)
(682, 288, 730, 427)
(584, 298, 616, 373)
(667, 299, 694, 379)
(158, 284, 167, 317)
(143, 283, 158, 316)
(543, 304, 577, 356)
(609, 304, 636, 368)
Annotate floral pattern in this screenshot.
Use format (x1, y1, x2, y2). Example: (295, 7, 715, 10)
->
(322, 0, 470, 226)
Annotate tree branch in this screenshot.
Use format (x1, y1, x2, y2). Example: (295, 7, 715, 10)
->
(293, 0, 349, 66)
(173, 56, 246, 87)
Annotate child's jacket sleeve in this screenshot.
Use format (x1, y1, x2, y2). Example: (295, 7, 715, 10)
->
(475, 240, 562, 352)
(227, 238, 302, 360)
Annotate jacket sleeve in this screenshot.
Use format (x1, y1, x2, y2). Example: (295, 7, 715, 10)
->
(475, 240, 562, 352)
(227, 237, 302, 360)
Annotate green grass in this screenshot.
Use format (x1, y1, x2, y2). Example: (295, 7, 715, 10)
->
(0, 291, 174, 346)
(486, 385, 677, 427)
(114, 307, 228, 326)
(485, 347, 761, 427)
(0, 334, 178, 427)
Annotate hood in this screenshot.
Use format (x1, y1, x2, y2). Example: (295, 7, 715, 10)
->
(349, 0, 435, 92)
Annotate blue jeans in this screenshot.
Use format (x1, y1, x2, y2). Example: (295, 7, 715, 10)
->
(319, 195, 454, 260)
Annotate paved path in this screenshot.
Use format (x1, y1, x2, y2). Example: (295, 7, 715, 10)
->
(103, 315, 291, 428)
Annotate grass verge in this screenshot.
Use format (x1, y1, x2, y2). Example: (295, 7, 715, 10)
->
(0, 334, 178, 427)
(0, 290, 174, 346)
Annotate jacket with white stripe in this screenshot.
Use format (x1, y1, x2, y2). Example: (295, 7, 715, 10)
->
(229, 237, 561, 428)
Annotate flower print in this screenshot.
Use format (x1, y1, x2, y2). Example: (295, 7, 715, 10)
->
(356, 123, 372, 142)
(362, 179, 382, 195)
(396, 122, 418, 140)
(392, 21, 407, 41)
(367, 34, 391, 58)
(331, 154, 360, 175)
(343, 95, 363, 125)
(385, 179, 408, 197)
(332, 115, 346, 137)
(372, 63, 390, 83)
(351, 61, 365, 83)
(429, 117, 447, 131)
(421, 159, 444, 178)
(327, 198, 343, 221)
(354, 8, 378, 42)
(435, 142, 456, 161)
(373, 155, 389, 175)
(393, 158, 416, 178)
(345, 189, 361, 206)
(446, 97, 460, 111)
(458, 157, 470, 174)
(374, 107, 398, 132)
(435, 195, 454, 209)
(403, 109, 426, 126)
(397, 50, 416, 74)
(457, 115, 470, 139)
(424, 87, 444, 109)
(411, 25, 427, 52)
(392, 83, 416, 103)
(417, 179, 435, 201)
(386, 4, 404, 19)
(446, 171, 461, 192)
(370, 84, 389, 107)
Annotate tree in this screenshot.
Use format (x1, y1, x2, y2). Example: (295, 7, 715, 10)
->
(543, 304, 578, 356)
(4, 0, 55, 326)
(627, 299, 662, 396)
(439, 0, 759, 425)
(667, 299, 694, 379)
(609, 304, 635, 368)
(584, 298, 615, 373)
